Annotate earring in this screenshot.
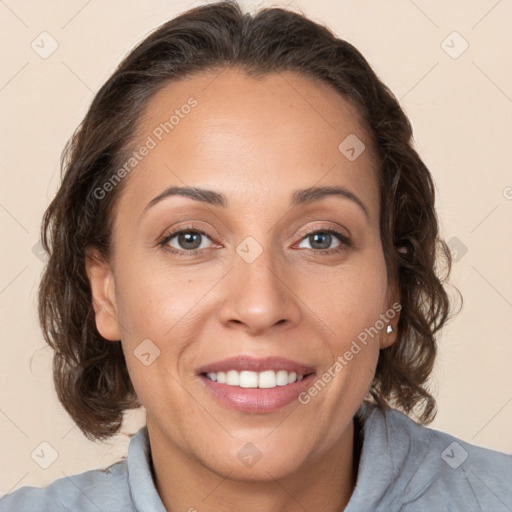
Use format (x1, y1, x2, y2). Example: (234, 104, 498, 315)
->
(386, 324, 394, 334)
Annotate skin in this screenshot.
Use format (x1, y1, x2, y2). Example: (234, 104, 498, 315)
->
(86, 68, 399, 512)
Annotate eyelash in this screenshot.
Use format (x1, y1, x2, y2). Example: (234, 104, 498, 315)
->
(157, 224, 351, 257)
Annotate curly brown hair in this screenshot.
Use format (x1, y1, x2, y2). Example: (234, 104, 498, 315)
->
(39, 0, 458, 442)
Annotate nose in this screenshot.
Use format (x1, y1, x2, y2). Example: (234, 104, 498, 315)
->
(217, 246, 302, 336)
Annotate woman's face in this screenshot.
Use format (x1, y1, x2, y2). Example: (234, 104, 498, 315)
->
(87, 68, 399, 481)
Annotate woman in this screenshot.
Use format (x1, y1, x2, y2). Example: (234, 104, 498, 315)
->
(1, 1, 510, 511)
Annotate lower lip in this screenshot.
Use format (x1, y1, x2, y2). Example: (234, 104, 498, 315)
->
(198, 373, 316, 413)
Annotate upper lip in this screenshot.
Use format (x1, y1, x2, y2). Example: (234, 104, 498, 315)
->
(197, 356, 316, 375)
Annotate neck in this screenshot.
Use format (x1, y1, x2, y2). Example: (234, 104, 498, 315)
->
(148, 417, 359, 512)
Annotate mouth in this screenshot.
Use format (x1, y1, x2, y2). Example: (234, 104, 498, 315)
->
(201, 369, 308, 388)
(196, 356, 316, 413)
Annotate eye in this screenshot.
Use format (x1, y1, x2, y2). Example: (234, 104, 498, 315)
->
(158, 225, 351, 256)
(296, 228, 351, 253)
(158, 227, 215, 255)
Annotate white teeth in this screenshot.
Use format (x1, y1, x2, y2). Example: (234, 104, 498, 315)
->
(239, 371, 258, 388)
(258, 370, 276, 388)
(226, 370, 239, 386)
(204, 370, 307, 388)
(276, 370, 289, 386)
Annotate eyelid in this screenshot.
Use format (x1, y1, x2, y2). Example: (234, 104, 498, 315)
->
(159, 221, 350, 242)
(294, 222, 349, 239)
(158, 222, 224, 246)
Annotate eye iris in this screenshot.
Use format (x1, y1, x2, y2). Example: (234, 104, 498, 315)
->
(310, 232, 331, 250)
(172, 231, 337, 251)
(178, 232, 202, 250)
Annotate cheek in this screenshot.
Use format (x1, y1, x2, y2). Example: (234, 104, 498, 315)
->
(112, 259, 211, 389)
(318, 258, 389, 336)
(312, 252, 389, 390)
(305, 260, 388, 402)
(112, 265, 189, 411)
(113, 258, 195, 340)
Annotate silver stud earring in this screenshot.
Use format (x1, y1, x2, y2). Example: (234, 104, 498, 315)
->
(386, 324, 394, 334)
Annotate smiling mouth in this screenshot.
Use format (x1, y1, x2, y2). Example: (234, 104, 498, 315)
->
(196, 355, 317, 412)
(198, 370, 317, 413)
(202, 369, 314, 388)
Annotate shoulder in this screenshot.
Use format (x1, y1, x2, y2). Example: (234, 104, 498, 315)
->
(395, 409, 512, 510)
(0, 426, 161, 512)
(0, 458, 133, 512)
(351, 402, 512, 511)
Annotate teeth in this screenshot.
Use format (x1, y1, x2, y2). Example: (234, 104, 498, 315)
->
(259, 370, 276, 388)
(204, 370, 306, 388)
(226, 370, 239, 386)
(239, 370, 258, 388)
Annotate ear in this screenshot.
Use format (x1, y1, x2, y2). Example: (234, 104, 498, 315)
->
(380, 280, 401, 350)
(85, 246, 121, 341)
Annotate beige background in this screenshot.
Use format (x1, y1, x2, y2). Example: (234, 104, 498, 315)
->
(1, 0, 511, 495)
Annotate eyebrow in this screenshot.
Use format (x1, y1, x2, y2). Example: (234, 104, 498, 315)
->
(144, 185, 369, 219)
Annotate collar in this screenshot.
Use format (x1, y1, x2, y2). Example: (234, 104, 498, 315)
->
(127, 425, 167, 512)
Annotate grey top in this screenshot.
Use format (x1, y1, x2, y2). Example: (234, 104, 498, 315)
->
(1, 402, 511, 511)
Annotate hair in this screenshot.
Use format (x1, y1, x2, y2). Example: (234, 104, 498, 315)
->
(39, 0, 458, 442)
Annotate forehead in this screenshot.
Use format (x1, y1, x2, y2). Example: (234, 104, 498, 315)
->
(118, 67, 379, 220)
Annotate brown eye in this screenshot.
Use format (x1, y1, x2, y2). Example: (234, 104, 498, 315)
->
(173, 231, 205, 250)
(159, 228, 215, 254)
